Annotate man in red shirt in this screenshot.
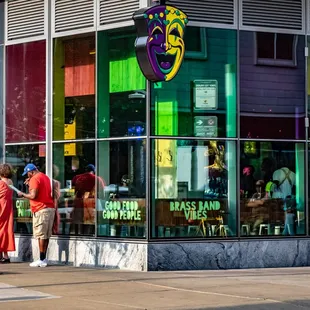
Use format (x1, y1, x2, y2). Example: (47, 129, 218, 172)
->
(19, 164, 55, 267)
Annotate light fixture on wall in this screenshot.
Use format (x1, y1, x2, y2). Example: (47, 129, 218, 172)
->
(128, 91, 146, 99)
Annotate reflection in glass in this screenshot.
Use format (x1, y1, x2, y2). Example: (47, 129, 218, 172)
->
(5, 144, 46, 234)
(0, 46, 3, 157)
(151, 139, 237, 238)
(307, 36, 310, 135)
(6, 41, 46, 143)
(241, 31, 305, 139)
(97, 30, 146, 138)
(240, 141, 305, 236)
(53, 35, 95, 140)
(151, 27, 237, 138)
(53, 142, 95, 236)
(97, 139, 146, 238)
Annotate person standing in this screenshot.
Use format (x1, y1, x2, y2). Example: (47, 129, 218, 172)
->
(18, 164, 55, 267)
(0, 164, 15, 263)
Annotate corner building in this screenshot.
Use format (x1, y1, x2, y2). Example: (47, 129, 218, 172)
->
(2, 0, 310, 271)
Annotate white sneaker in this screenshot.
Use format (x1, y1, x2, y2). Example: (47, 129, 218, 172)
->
(29, 259, 48, 268)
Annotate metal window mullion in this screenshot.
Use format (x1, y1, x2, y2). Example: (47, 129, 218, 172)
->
(94, 29, 98, 239)
(46, 0, 53, 182)
(51, 0, 56, 37)
(4, 0, 7, 44)
(52, 138, 97, 144)
(2, 44, 5, 162)
(305, 31, 309, 236)
(236, 14, 240, 238)
(274, 33, 277, 60)
(146, 80, 151, 243)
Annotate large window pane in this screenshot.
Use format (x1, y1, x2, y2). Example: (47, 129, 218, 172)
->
(151, 28, 237, 138)
(240, 31, 305, 139)
(0, 46, 3, 157)
(53, 141, 95, 236)
(6, 41, 46, 143)
(6, 144, 46, 234)
(97, 139, 146, 238)
(307, 36, 310, 137)
(151, 139, 237, 238)
(240, 141, 305, 236)
(53, 35, 95, 140)
(97, 29, 146, 138)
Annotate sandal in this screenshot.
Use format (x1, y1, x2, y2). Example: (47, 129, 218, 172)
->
(0, 258, 10, 264)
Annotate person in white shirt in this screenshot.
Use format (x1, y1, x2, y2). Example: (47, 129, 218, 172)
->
(272, 167, 296, 235)
(272, 167, 295, 199)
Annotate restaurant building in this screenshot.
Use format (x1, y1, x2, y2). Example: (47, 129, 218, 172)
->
(2, 0, 310, 271)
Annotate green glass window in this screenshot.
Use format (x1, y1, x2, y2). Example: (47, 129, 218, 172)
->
(53, 141, 95, 236)
(151, 28, 237, 138)
(240, 141, 305, 236)
(97, 29, 146, 138)
(7, 144, 46, 234)
(53, 34, 96, 140)
(151, 139, 237, 238)
(97, 139, 146, 238)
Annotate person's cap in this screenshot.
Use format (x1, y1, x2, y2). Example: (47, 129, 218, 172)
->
(86, 164, 96, 172)
(22, 164, 37, 176)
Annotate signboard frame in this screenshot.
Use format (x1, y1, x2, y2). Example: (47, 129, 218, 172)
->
(193, 79, 218, 111)
(194, 116, 218, 138)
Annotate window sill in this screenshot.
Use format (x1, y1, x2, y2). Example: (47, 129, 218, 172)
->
(255, 58, 297, 68)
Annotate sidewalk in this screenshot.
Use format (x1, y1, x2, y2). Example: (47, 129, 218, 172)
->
(1, 264, 310, 309)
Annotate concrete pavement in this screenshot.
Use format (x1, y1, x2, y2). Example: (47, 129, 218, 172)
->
(1, 263, 310, 309)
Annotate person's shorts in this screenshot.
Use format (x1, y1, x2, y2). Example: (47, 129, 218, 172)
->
(33, 208, 56, 239)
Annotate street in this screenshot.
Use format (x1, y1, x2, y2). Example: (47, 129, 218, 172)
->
(1, 264, 310, 309)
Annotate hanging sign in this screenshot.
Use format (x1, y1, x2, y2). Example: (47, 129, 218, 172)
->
(132, 5, 188, 82)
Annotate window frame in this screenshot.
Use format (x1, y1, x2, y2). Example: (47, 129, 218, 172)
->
(254, 32, 298, 68)
(185, 27, 208, 60)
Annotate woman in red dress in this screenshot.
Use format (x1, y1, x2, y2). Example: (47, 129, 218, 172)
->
(0, 164, 15, 263)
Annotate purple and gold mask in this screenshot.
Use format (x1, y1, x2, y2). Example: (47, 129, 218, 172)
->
(133, 5, 188, 82)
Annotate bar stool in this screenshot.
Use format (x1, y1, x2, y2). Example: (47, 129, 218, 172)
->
(274, 226, 281, 235)
(187, 226, 198, 236)
(165, 227, 171, 237)
(259, 224, 271, 235)
(241, 224, 250, 236)
(211, 225, 217, 236)
(218, 225, 231, 237)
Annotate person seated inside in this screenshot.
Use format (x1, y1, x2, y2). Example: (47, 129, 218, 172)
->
(246, 180, 270, 235)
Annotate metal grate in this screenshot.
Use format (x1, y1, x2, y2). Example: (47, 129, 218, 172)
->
(166, 0, 235, 25)
(99, 0, 139, 26)
(7, 0, 45, 41)
(54, 0, 95, 33)
(241, 0, 304, 32)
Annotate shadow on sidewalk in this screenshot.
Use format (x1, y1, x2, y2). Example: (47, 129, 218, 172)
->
(183, 300, 310, 310)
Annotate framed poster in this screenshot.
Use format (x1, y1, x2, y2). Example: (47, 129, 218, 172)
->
(193, 80, 218, 111)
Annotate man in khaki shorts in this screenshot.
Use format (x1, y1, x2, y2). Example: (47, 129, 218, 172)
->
(19, 164, 55, 267)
